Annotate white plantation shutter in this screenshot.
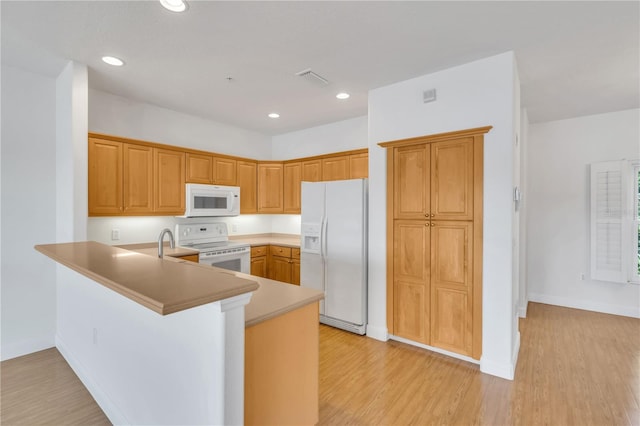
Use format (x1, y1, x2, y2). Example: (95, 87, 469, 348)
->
(590, 161, 628, 282)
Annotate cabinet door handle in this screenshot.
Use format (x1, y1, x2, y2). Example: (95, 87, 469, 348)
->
(431, 223, 435, 226)
(431, 214, 435, 217)
(425, 223, 430, 227)
(424, 214, 429, 217)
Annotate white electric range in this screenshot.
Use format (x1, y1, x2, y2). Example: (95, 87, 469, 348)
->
(175, 223, 250, 274)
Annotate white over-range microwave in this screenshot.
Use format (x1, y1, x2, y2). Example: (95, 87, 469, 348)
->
(181, 183, 240, 217)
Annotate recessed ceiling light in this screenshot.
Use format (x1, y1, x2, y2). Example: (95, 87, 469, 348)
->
(336, 92, 350, 100)
(159, 0, 187, 12)
(102, 56, 124, 66)
(268, 113, 280, 119)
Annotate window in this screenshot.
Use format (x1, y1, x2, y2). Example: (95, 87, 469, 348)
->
(590, 160, 640, 284)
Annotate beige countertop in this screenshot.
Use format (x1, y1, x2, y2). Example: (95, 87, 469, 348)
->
(230, 233, 301, 248)
(35, 241, 258, 316)
(115, 242, 199, 258)
(36, 241, 323, 327)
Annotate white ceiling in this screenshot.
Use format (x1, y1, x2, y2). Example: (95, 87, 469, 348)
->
(2, 1, 638, 135)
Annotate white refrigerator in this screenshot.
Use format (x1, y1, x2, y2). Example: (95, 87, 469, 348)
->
(300, 179, 367, 335)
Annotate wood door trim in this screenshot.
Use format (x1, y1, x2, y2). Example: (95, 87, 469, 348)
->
(386, 147, 394, 333)
(472, 135, 484, 359)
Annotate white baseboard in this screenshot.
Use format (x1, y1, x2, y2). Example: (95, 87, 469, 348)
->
(388, 334, 480, 365)
(1, 336, 55, 361)
(518, 301, 528, 318)
(511, 331, 521, 377)
(479, 330, 520, 381)
(528, 292, 640, 318)
(480, 357, 514, 380)
(365, 324, 388, 341)
(56, 334, 129, 425)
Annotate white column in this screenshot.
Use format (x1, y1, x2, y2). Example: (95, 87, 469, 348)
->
(56, 60, 88, 243)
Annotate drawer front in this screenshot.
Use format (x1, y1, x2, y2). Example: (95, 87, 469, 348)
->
(292, 248, 300, 259)
(251, 245, 268, 257)
(270, 245, 292, 258)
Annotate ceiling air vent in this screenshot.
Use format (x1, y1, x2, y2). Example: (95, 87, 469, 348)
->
(295, 68, 330, 86)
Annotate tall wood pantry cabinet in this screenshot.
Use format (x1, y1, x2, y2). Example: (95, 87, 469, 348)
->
(380, 126, 491, 360)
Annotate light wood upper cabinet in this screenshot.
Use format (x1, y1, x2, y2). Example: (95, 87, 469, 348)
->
(431, 138, 474, 220)
(393, 145, 430, 219)
(283, 162, 302, 214)
(123, 143, 154, 214)
(213, 157, 237, 186)
(349, 153, 368, 179)
(302, 160, 321, 182)
(89, 133, 369, 217)
(154, 148, 185, 214)
(185, 153, 213, 184)
(257, 163, 284, 213)
(393, 139, 473, 221)
(322, 156, 350, 181)
(89, 138, 123, 215)
(237, 161, 257, 214)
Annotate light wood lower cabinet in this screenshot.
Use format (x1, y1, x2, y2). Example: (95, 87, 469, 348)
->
(251, 244, 300, 285)
(291, 248, 301, 285)
(250, 246, 268, 278)
(175, 254, 199, 263)
(245, 302, 319, 425)
(430, 221, 474, 355)
(393, 220, 430, 344)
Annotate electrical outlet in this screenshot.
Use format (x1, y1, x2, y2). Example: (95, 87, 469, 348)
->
(231, 223, 238, 233)
(111, 229, 120, 240)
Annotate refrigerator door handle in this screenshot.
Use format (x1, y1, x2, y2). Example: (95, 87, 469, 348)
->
(321, 215, 327, 261)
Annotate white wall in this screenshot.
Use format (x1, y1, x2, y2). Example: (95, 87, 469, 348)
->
(89, 89, 272, 159)
(1, 65, 58, 360)
(272, 115, 368, 160)
(56, 265, 249, 425)
(56, 61, 88, 243)
(87, 90, 278, 243)
(87, 215, 301, 245)
(527, 108, 640, 318)
(368, 52, 517, 379)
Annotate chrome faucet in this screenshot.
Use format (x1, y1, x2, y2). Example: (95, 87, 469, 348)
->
(158, 228, 175, 258)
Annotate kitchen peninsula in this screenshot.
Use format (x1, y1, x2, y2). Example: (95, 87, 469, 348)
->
(35, 241, 323, 426)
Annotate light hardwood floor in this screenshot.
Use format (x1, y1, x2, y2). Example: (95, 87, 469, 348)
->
(1, 302, 638, 425)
